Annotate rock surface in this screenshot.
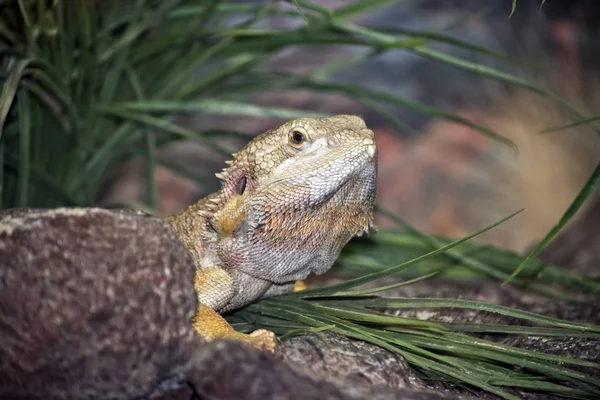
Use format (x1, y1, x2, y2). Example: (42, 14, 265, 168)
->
(0, 208, 201, 400)
(1, 205, 599, 399)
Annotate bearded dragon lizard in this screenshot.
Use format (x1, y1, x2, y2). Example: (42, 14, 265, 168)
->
(165, 115, 378, 351)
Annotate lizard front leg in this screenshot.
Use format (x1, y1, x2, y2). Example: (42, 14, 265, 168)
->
(191, 267, 276, 351)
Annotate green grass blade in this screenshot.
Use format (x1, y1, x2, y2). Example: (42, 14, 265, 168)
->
(387, 333, 600, 393)
(263, 75, 517, 150)
(341, 220, 600, 297)
(441, 323, 600, 337)
(541, 113, 600, 133)
(341, 297, 600, 332)
(16, 89, 30, 206)
(124, 65, 157, 209)
(4, 155, 77, 205)
(410, 46, 599, 134)
(505, 162, 600, 283)
(107, 100, 330, 119)
(330, 272, 439, 296)
(378, 26, 528, 64)
(310, 302, 445, 329)
(0, 58, 31, 141)
(234, 294, 600, 398)
(94, 107, 232, 155)
(374, 205, 513, 282)
(293, 209, 522, 296)
(333, 0, 405, 21)
(385, 325, 600, 369)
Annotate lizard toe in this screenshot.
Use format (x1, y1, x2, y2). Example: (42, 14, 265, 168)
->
(246, 329, 277, 352)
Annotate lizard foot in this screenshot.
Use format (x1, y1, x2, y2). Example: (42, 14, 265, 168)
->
(293, 280, 308, 292)
(192, 303, 277, 352)
(244, 329, 277, 352)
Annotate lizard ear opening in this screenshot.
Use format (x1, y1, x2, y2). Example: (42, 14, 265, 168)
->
(236, 176, 247, 195)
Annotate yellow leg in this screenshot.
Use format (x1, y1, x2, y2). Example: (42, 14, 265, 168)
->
(192, 267, 276, 352)
(293, 280, 308, 292)
(192, 303, 276, 352)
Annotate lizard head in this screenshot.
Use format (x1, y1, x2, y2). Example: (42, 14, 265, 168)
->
(217, 114, 377, 200)
(214, 115, 378, 284)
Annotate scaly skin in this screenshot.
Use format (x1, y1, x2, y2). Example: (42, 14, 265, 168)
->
(165, 115, 378, 351)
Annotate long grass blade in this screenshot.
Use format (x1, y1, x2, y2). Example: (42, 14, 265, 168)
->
(293, 209, 522, 296)
(0, 58, 31, 140)
(94, 107, 233, 155)
(338, 297, 600, 332)
(253, 75, 517, 149)
(16, 89, 30, 206)
(410, 46, 599, 134)
(4, 156, 77, 205)
(540, 113, 600, 133)
(104, 100, 329, 119)
(505, 162, 600, 283)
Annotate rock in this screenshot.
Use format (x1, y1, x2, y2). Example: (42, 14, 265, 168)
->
(279, 334, 477, 400)
(0, 208, 202, 400)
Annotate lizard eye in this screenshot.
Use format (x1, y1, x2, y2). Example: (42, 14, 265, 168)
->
(288, 129, 306, 147)
(236, 176, 247, 195)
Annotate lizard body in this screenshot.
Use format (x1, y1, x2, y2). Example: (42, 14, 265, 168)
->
(165, 115, 378, 351)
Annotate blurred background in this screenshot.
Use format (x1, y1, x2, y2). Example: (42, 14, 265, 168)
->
(1, 0, 599, 254)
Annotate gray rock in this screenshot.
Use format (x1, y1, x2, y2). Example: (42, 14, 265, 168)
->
(0, 208, 201, 400)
